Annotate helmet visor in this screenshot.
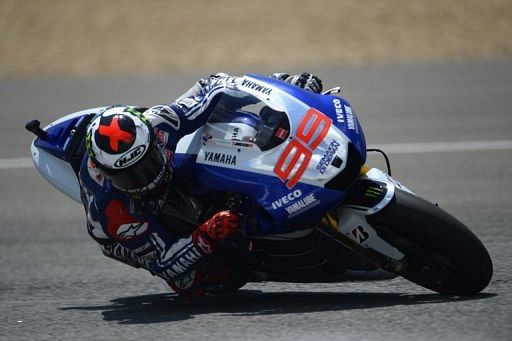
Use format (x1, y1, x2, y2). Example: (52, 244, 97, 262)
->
(101, 143, 170, 195)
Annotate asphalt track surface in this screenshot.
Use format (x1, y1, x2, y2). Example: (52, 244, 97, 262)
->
(1, 59, 512, 340)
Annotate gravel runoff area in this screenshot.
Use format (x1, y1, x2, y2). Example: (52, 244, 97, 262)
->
(1, 0, 512, 78)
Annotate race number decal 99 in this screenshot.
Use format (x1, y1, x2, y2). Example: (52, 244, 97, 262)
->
(274, 108, 331, 188)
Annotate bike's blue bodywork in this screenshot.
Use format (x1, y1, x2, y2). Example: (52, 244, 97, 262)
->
(33, 74, 367, 235)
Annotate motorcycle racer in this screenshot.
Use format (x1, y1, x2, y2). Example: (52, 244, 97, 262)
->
(79, 72, 323, 296)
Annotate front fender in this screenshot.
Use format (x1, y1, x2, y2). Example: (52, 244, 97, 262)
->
(342, 167, 414, 215)
(334, 167, 413, 261)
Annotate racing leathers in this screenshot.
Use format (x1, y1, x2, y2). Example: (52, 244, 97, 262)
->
(78, 73, 323, 295)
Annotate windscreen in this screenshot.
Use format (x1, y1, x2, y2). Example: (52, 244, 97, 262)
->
(208, 92, 291, 151)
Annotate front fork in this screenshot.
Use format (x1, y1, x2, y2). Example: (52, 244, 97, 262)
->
(321, 166, 414, 273)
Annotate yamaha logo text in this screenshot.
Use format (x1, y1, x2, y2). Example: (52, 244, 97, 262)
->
(241, 79, 272, 95)
(203, 151, 237, 166)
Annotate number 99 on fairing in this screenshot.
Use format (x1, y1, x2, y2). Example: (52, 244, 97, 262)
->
(274, 108, 331, 189)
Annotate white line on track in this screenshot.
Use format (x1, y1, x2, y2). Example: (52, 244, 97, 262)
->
(0, 157, 34, 170)
(370, 140, 512, 155)
(1, 139, 512, 170)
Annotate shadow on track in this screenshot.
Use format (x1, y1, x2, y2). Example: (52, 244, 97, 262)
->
(60, 290, 496, 325)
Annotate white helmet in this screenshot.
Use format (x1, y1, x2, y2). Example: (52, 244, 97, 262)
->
(86, 106, 171, 197)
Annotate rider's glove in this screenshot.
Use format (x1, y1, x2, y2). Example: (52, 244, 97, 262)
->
(271, 73, 291, 81)
(176, 72, 230, 101)
(271, 72, 323, 93)
(176, 80, 207, 102)
(198, 210, 239, 240)
(209, 72, 230, 79)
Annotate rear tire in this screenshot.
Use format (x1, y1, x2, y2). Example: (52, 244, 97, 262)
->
(368, 189, 493, 295)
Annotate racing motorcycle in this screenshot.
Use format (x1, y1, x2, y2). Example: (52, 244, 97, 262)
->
(26, 74, 493, 295)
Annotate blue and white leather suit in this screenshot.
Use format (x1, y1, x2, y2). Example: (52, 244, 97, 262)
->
(79, 75, 240, 291)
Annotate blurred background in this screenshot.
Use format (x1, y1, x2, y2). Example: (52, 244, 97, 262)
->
(1, 0, 511, 78)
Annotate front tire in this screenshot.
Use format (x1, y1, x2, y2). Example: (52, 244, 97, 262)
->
(368, 189, 493, 295)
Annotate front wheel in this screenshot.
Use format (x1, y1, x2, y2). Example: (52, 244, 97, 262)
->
(367, 189, 493, 295)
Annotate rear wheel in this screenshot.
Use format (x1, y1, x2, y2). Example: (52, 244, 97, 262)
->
(368, 189, 493, 295)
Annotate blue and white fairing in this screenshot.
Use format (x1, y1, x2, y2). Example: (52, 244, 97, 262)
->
(30, 107, 104, 203)
(30, 74, 367, 235)
(175, 74, 366, 233)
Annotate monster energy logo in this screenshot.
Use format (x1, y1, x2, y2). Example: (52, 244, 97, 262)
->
(365, 186, 383, 198)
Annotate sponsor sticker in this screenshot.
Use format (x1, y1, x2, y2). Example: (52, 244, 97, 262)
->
(316, 139, 340, 174)
(114, 145, 146, 168)
(271, 189, 303, 209)
(285, 193, 319, 216)
(333, 99, 358, 132)
(232, 141, 253, 148)
(343, 105, 356, 131)
(351, 226, 370, 244)
(240, 79, 273, 95)
(365, 186, 384, 198)
(333, 98, 344, 124)
(203, 151, 237, 166)
(230, 127, 240, 140)
(116, 221, 149, 239)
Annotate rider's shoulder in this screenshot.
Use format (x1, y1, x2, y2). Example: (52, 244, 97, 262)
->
(143, 105, 181, 132)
